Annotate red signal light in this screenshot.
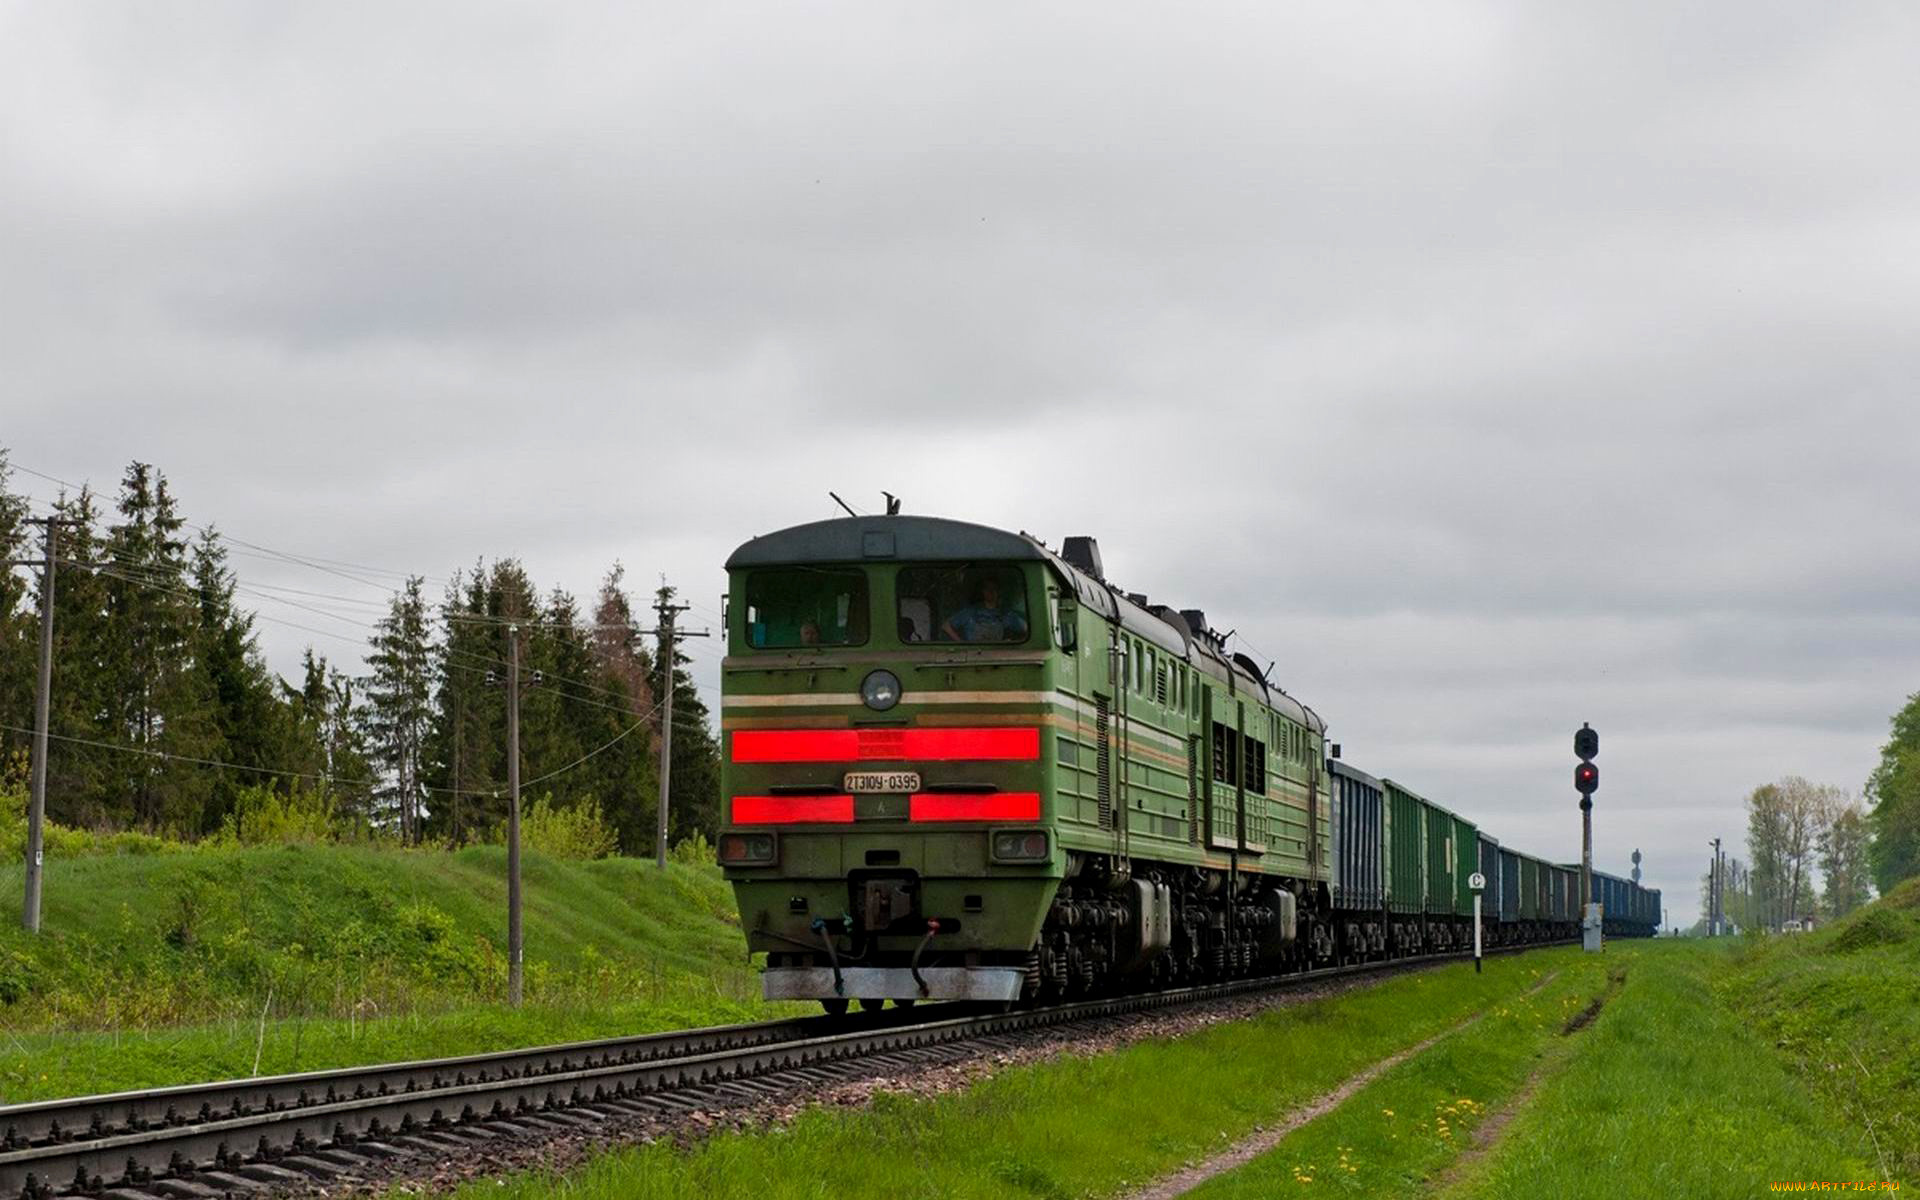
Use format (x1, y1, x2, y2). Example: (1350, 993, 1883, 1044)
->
(1574, 762, 1599, 796)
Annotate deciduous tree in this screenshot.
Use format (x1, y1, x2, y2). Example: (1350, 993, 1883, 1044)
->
(1866, 691, 1920, 892)
(1819, 799, 1875, 918)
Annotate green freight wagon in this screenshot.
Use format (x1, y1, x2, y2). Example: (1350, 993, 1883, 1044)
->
(1449, 812, 1478, 952)
(1450, 812, 1478, 916)
(1385, 780, 1478, 955)
(1382, 779, 1429, 955)
(1421, 805, 1476, 950)
(1518, 854, 1541, 922)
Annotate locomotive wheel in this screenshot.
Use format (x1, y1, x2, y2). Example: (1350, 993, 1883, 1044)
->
(858, 998, 885, 1013)
(821, 998, 849, 1017)
(895, 998, 916, 1010)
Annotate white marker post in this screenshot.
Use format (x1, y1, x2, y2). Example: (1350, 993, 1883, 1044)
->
(1468, 872, 1487, 973)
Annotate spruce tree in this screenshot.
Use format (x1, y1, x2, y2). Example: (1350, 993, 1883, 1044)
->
(101, 464, 220, 831)
(425, 564, 501, 844)
(0, 449, 34, 765)
(192, 527, 306, 832)
(364, 576, 434, 842)
(40, 488, 116, 826)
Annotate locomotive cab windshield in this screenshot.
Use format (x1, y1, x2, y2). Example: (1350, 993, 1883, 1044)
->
(744, 566, 870, 647)
(738, 559, 1038, 651)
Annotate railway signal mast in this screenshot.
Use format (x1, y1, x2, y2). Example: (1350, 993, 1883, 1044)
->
(1574, 722, 1601, 952)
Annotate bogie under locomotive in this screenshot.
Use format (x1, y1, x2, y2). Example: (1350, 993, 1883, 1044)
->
(717, 515, 1658, 1010)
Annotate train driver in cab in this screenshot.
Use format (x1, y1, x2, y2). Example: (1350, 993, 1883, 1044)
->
(940, 573, 1028, 643)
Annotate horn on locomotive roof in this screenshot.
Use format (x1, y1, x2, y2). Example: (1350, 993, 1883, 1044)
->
(883, 491, 901, 515)
(1061, 536, 1103, 579)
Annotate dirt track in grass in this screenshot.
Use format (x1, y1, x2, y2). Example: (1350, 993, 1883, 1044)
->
(1122, 969, 1563, 1200)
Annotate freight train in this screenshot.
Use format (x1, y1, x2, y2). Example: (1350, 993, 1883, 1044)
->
(717, 515, 1660, 1011)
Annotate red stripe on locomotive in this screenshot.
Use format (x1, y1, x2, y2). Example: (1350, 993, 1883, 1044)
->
(907, 792, 1042, 822)
(730, 727, 1040, 763)
(729, 795, 856, 824)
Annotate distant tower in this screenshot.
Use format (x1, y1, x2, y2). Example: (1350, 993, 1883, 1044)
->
(1631, 847, 1642, 884)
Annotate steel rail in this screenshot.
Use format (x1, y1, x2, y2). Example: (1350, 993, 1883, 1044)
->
(1, 941, 1567, 1198)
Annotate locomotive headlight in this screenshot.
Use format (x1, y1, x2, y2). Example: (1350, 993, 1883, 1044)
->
(990, 829, 1050, 863)
(861, 669, 902, 711)
(717, 832, 777, 865)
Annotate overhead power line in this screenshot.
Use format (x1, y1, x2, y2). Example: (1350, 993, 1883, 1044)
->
(6, 461, 448, 593)
(74, 555, 672, 714)
(0, 690, 678, 799)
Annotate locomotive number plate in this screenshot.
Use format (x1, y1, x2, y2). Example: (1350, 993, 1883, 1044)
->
(844, 771, 921, 794)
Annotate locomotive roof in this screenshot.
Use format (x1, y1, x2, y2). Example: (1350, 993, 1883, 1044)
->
(726, 514, 1325, 733)
(725, 515, 1049, 569)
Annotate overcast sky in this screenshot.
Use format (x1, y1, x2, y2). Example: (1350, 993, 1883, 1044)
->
(5, 3, 1918, 928)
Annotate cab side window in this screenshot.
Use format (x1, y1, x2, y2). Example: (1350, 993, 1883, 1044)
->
(897, 564, 1029, 644)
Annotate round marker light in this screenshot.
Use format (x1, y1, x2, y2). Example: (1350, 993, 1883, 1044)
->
(861, 669, 902, 711)
(992, 830, 1050, 862)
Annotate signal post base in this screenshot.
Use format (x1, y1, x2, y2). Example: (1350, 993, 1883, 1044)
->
(1582, 902, 1604, 953)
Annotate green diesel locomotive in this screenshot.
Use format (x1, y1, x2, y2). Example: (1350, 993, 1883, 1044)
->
(718, 514, 1342, 1011)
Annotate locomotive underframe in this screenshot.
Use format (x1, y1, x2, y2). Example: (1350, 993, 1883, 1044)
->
(749, 845, 1582, 1008)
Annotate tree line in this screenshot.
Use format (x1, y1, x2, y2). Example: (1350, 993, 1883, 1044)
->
(0, 450, 719, 853)
(1698, 694, 1920, 932)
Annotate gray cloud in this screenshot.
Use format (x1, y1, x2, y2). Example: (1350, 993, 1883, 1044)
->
(7, 1, 1920, 928)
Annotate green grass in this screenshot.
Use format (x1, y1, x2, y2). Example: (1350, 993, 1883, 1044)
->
(0, 843, 800, 1103)
(433, 950, 1583, 1200)
(1194, 901, 1918, 1199)
(1184, 957, 1612, 1198)
(1440, 941, 1877, 1198)
(1718, 878, 1920, 1182)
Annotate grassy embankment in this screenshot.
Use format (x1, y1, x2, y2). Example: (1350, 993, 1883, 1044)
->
(435, 949, 1584, 1200)
(1718, 878, 1920, 1183)
(0, 843, 797, 1104)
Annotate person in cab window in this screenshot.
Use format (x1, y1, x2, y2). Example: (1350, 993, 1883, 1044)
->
(941, 575, 1028, 643)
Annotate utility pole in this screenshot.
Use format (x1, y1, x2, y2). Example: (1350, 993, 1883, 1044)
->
(488, 627, 539, 1007)
(452, 694, 464, 847)
(1709, 837, 1722, 936)
(652, 589, 708, 869)
(507, 627, 522, 1006)
(16, 516, 78, 934)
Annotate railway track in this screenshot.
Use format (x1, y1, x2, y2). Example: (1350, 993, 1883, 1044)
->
(2, 944, 1564, 1199)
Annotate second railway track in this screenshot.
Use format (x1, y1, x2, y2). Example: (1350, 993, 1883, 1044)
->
(2, 944, 1561, 1199)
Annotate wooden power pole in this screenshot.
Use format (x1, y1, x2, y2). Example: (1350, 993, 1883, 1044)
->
(507, 626, 523, 1006)
(17, 516, 78, 934)
(488, 626, 538, 1007)
(652, 590, 707, 869)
